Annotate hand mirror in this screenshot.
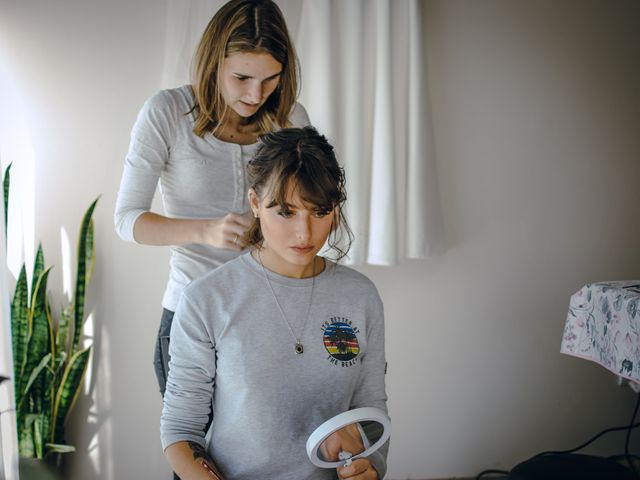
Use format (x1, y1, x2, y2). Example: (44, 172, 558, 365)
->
(306, 407, 391, 468)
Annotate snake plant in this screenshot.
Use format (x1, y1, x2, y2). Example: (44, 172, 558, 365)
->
(3, 163, 99, 459)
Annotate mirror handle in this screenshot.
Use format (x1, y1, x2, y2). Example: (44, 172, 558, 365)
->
(339, 451, 353, 467)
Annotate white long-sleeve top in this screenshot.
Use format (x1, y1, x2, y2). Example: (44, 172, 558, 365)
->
(114, 85, 310, 310)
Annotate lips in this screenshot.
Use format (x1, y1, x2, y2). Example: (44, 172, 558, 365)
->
(291, 246, 314, 254)
(240, 101, 260, 109)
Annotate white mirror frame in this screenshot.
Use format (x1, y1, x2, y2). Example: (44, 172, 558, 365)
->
(306, 407, 391, 469)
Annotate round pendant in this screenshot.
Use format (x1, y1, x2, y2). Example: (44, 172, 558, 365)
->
(295, 343, 304, 355)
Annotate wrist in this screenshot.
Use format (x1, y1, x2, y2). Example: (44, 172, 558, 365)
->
(199, 458, 223, 479)
(198, 218, 219, 244)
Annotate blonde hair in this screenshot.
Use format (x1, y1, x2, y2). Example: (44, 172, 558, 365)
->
(190, 0, 299, 137)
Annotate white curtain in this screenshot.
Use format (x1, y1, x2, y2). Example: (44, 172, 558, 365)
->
(297, 0, 444, 265)
(161, 0, 227, 89)
(161, 0, 445, 266)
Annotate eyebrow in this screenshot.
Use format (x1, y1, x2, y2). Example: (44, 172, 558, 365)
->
(273, 202, 331, 211)
(233, 71, 282, 81)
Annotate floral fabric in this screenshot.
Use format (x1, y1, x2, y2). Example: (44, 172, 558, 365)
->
(561, 281, 640, 385)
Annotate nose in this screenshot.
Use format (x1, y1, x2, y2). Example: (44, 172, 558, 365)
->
(245, 82, 262, 104)
(295, 214, 311, 242)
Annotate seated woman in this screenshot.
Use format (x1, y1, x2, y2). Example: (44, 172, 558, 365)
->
(160, 126, 388, 480)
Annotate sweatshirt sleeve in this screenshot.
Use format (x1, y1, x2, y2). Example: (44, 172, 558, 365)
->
(114, 91, 175, 242)
(350, 285, 390, 478)
(160, 292, 216, 450)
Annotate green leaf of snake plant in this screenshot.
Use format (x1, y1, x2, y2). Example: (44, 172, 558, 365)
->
(85, 218, 95, 287)
(3, 162, 11, 243)
(45, 443, 76, 454)
(33, 414, 44, 459)
(51, 346, 91, 445)
(56, 306, 71, 358)
(71, 197, 98, 355)
(26, 267, 54, 413)
(20, 353, 52, 405)
(19, 414, 37, 458)
(11, 264, 29, 412)
(31, 243, 45, 306)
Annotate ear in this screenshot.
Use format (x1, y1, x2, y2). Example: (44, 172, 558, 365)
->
(330, 206, 340, 232)
(248, 188, 260, 217)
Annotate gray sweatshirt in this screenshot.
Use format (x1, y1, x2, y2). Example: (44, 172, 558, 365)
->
(161, 252, 389, 479)
(114, 85, 310, 310)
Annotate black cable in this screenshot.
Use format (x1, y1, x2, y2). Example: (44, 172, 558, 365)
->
(475, 468, 509, 479)
(473, 393, 640, 479)
(624, 393, 640, 478)
(533, 419, 640, 457)
(472, 421, 640, 479)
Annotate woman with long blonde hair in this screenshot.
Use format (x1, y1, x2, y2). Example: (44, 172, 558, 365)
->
(115, 0, 309, 399)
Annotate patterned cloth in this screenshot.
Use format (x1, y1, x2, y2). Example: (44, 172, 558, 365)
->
(561, 281, 640, 385)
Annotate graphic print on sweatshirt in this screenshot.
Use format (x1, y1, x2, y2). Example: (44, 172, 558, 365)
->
(322, 316, 361, 367)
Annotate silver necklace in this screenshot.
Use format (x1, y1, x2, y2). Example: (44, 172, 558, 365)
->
(257, 250, 316, 355)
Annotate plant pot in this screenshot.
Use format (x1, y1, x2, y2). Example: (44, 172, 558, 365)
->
(18, 457, 63, 480)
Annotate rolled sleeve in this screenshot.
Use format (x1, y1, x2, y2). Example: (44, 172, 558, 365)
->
(114, 91, 174, 242)
(114, 164, 154, 242)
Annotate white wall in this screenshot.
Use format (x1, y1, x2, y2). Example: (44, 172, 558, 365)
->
(1, 1, 639, 479)
(0, 1, 169, 478)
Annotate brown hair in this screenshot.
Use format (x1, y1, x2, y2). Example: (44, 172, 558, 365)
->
(243, 126, 353, 261)
(190, 0, 299, 136)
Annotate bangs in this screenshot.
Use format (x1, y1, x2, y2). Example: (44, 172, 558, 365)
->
(263, 158, 343, 212)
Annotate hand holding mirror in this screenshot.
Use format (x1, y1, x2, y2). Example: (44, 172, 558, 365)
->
(306, 407, 391, 469)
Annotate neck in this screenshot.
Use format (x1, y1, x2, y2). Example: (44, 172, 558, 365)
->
(224, 109, 253, 130)
(254, 249, 322, 279)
